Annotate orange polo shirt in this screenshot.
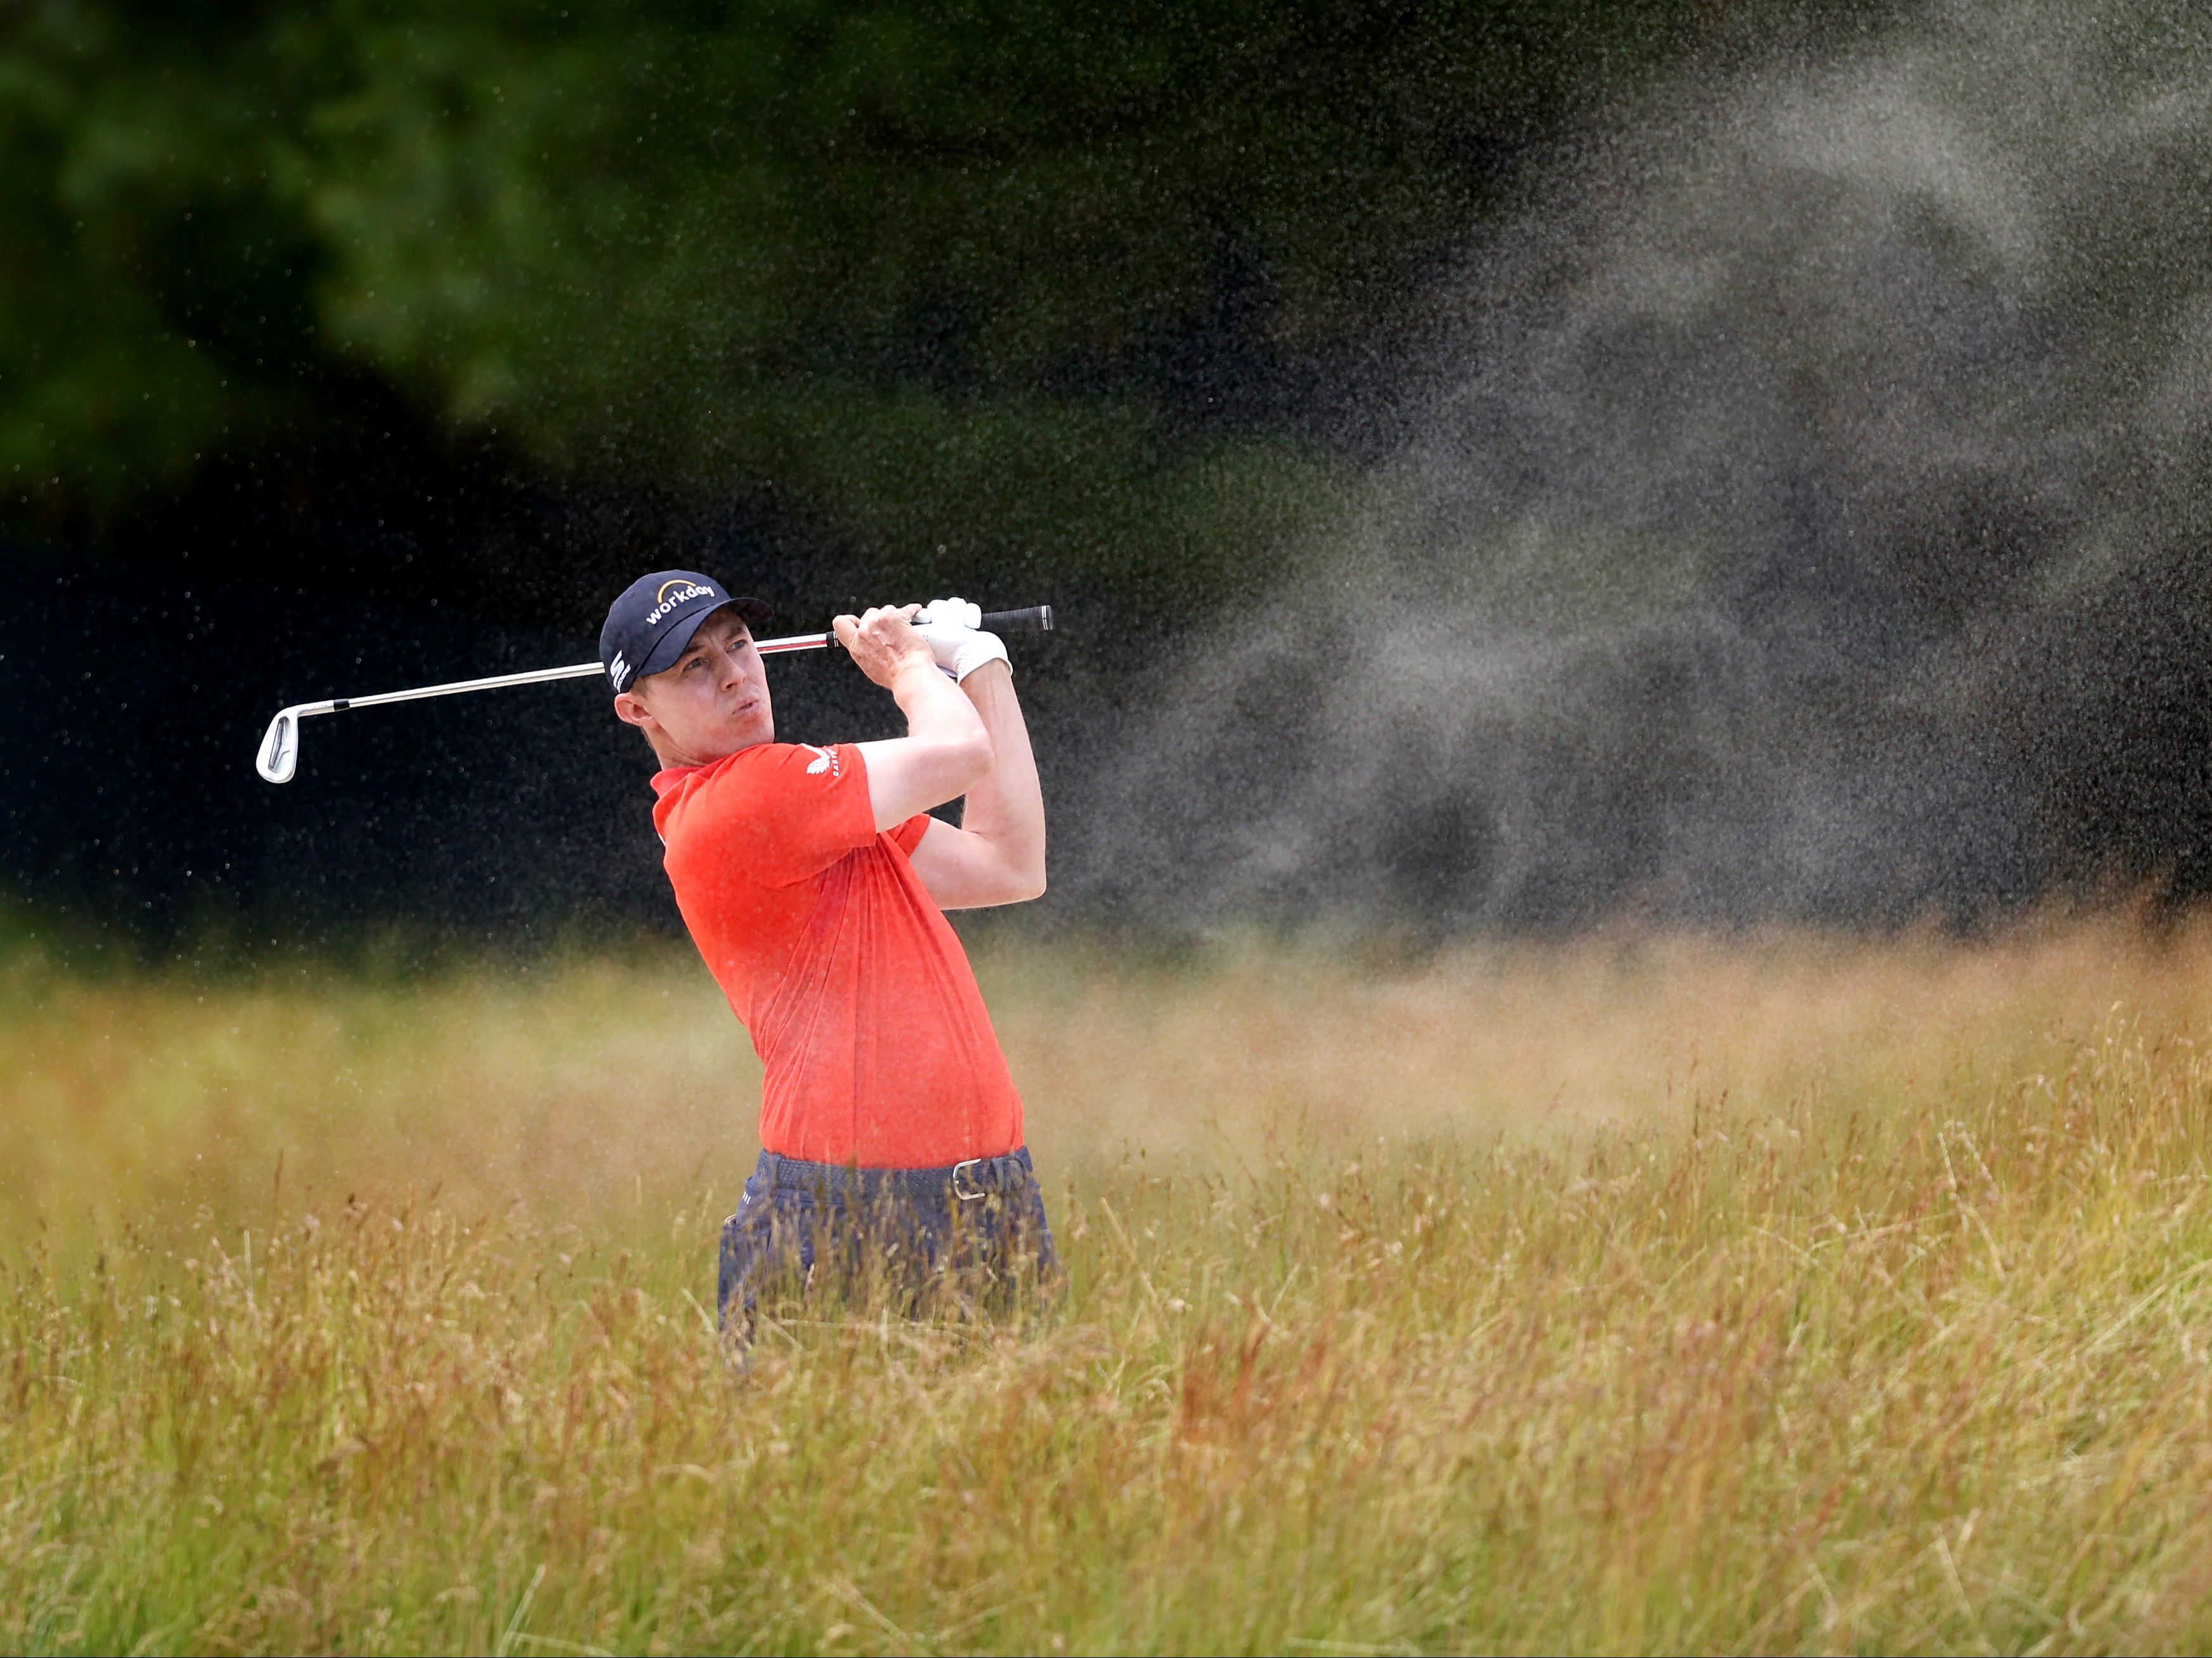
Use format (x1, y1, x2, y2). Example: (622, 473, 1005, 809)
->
(650, 741, 1026, 1168)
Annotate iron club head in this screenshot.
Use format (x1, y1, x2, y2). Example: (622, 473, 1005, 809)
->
(257, 707, 304, 784)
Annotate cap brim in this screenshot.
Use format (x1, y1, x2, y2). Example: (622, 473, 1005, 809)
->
(634, 596, 775, 681)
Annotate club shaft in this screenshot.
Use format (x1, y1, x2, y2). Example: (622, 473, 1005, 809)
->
(313, 660, 601, 716)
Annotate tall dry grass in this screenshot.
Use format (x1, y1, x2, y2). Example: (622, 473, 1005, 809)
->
(6, 918, 2212, 1652)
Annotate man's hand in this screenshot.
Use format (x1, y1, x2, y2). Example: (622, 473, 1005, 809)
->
(913, 596, 1012, 684)
(914, 596, 981, 631)
(834, 605, 936, 690)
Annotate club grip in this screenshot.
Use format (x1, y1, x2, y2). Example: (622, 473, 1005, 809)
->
(978, 605, 1054, 634)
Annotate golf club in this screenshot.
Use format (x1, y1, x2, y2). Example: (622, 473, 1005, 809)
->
(255, 604, 1055, 783)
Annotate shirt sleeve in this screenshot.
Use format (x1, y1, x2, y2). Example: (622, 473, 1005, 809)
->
(673, 743, 878, 887)
(890, 813, 933, 855)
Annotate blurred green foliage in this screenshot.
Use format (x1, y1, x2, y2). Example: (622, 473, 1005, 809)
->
(2, 0, 1778, 594)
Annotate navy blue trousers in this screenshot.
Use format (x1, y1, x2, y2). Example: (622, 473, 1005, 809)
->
(717, 1146, 1057, 1328)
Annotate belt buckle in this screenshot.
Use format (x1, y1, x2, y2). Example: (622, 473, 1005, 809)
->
(950, 1158, 987, 1202)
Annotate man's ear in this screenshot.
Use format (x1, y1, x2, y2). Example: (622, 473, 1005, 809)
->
(612, 690, 656, 731)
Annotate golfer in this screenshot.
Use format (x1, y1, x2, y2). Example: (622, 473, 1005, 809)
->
(599, 571, 1054, 1326)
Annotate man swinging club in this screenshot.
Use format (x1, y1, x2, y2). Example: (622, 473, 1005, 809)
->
(598, 571, 1053, 1327)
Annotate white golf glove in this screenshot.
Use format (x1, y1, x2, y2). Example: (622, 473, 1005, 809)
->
(912, 596, 1010, 683)
(914, 596, 981, 631)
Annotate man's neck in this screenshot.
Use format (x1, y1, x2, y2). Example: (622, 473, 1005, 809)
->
(653, 735, 768, 771)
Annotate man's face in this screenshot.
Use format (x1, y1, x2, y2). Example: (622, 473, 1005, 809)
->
(612, 607, 774, 765)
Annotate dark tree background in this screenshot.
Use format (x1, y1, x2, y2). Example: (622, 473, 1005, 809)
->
(13, 0, 2052, 949)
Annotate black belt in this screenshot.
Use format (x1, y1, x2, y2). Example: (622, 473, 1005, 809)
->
(758, 1146, 1035, 1204)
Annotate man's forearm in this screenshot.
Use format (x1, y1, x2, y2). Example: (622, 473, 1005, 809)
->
(894, 657, 989, 747)
(956, 663, 1045, 888)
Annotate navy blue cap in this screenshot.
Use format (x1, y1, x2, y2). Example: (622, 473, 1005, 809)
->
(600, 571, 773, 693)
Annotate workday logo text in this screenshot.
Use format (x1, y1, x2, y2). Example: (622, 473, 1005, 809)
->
(645, 581, 717, 626)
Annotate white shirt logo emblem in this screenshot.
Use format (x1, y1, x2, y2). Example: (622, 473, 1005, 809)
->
(802, 744, 836, 776)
